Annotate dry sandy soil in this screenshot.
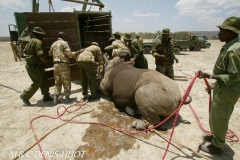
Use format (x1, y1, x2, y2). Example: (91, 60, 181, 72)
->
(0, 40, 240, 160)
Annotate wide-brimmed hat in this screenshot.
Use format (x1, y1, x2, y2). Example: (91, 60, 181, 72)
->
(113, 31, 121, 36)
(162, 28, 170, 34)
(217, 16, 240, 34)
(91, 42, 99, 46)
(31, 27, 46, 35)
(122, 32, 132, 40)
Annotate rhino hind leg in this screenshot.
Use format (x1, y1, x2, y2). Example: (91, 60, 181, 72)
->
(134, 84, 161, 126)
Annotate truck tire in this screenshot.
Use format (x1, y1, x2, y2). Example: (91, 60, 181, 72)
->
(195, 45, 201, 51)
(174, 47, 180, 54)
(189, 47, 194, 51)
(144, 47, 151, 54)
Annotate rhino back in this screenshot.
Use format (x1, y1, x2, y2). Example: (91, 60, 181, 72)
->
(135, 71, 182, 116)
(109, 64, 151, 107)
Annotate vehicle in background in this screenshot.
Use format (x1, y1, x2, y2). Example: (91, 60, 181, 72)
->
(204, 40, 211, 49)
(142, 36, 161, 54)
(143, 35, 207, 54)
(172, 35, 207, 54)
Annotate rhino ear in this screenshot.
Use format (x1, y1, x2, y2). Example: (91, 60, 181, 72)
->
(112, 57, 120, 65)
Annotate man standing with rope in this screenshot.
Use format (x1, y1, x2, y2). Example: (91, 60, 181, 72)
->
(198, 16, 240, 155)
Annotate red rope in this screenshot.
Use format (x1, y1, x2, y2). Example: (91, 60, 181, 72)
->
(29, 72, 238, 160)
(161, 72, 200, 160)
(203, 78, 212, 113)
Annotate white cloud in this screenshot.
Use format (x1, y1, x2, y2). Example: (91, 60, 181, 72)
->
(172, 16, 179, 19)
(174, 0, 240, 27)
(60, 5, 82, 12)
(61, 7, 73, 12)
(121, 18, 137, 27)
(60, 4, 106, 12)
(226, 10, 237, 15)
(114, 18, 120, 22)
(0, 0, 25, 8)
(122, 18, 136, 23)
(132, 11, 160, 18)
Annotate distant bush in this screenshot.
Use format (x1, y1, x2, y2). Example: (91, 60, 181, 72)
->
(0, 37, 10, 41)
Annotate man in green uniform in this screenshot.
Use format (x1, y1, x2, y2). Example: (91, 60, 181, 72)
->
(122, 32, 148, 69)
(151, 28, 179, 79)
(20, 27, 53, 105)
(135, 33, 144, 49)
(198, 16, 240, 155)
(113, 31, 121, 40)
(77, 42, 104, 101)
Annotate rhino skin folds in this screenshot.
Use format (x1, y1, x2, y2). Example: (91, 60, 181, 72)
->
(100, 57, 182, 130)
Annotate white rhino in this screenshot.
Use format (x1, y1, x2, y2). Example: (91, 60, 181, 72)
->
(100, 57, 190, 130)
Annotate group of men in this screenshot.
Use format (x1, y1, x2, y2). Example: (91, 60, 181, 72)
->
(18, 16, 240, 156)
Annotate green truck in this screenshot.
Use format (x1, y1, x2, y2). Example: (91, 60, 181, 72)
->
(9, 0, 112, 87)
(143, 35, 208, 54)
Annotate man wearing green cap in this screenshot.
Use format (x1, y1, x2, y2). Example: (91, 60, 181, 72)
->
(122, 32, 148, 69)
(135, 33, 144, 49)
(151, 28, 179, 79)
(77, 42, 104, 101)
(113, 31, 121, 40)
(198, 16, 240, 155)
(104, 37, 130, 62)
(20, 26, 53, 105)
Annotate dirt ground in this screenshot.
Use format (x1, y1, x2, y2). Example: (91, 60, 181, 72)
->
(0, 40, 240, 160)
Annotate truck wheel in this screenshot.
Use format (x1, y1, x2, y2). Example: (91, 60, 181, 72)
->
(144, 47, 151, 54)
(189, 47, 194, 51)
(174, 48, 180, 54)
(195, 46, 201, 51)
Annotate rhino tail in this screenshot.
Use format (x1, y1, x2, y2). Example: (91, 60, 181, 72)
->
(183, 95, 192, 104)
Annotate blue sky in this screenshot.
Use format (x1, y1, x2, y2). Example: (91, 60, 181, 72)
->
(0, 0, 240, 36)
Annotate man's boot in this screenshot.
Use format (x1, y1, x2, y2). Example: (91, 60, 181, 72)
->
(43, 95, 53, 102)
(53, 95, 59, 104)
(65, 95, 74, 103)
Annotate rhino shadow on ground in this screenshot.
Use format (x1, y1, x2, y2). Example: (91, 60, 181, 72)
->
(100, 93, 189, 131)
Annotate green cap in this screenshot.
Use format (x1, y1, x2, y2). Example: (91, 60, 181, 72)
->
(162, 28, 170, 34)
(91, 42, 99, 46)
(31, 27, 46, 35)
(122, 32, 132, 40)
(113, 31, 121, 36)
(108, 38, 115, 44)
(217, 16, 240, 34)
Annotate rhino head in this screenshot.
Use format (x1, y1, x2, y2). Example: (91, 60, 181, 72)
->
(100, 57, 121, 96)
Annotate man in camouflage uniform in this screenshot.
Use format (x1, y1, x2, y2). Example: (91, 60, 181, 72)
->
(135, 33, 144, 50)
(198, 16, 240, 155)
(151, 28, 179, 79)
(123, 32, 148, 69)
(77, 42, 104, 101)
(20, 27, 53, 105)
(10, 39, 21, 62)
(113, 31, 121, 40)
(49, 32, 80, 104)
(104, 37, 130, 62)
